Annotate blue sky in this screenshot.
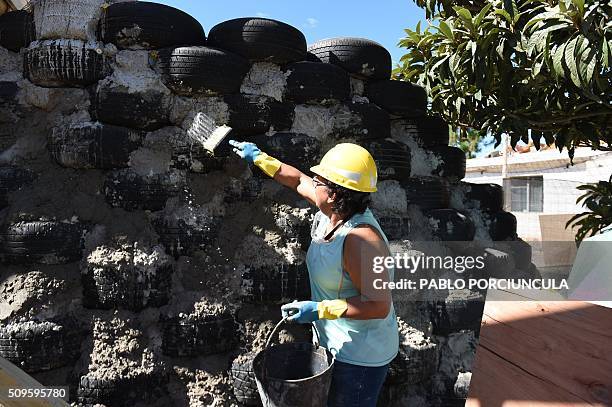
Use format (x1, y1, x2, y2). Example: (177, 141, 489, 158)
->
(156, 0, 426, 66)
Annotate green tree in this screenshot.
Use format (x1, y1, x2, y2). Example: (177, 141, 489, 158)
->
(566, 175, 612, 242)
(395, 0, 611, 159)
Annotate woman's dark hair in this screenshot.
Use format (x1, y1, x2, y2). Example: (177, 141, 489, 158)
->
(325, 180, 370, 218)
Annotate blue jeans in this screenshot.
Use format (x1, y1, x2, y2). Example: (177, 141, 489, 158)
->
(327, 360, 389, 407)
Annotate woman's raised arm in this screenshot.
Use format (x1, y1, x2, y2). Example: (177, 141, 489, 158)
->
(229, 140, 316, 205)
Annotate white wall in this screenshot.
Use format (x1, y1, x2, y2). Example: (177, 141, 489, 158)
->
(465, 153, 612, 241)
(465, 153, 612, 214)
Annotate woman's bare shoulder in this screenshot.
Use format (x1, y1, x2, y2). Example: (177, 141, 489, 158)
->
(349, 224, 384, 240)
(344, 225, 385, 254)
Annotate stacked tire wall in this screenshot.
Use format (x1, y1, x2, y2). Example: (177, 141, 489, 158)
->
(0, 2, 536, 406)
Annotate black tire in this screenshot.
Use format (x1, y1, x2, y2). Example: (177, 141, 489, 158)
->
(426, 209, 475, 242)
(387, 322, 438, 385)
(0, 81, 20, 113)
(208, 17, 306, 64)
(241, 263, 311, 304)
(156, 46, 250, 96)
(93, 87, 170, 131)
(376, 216, 411, 240)
(430, 290, 486, 335)
(429, 146, 466, 181)
(157, 126, 228, 173)
(0, 166, 35, 209)
(160, 311, 238, 357)
(481, 247, 516, 278)
(367, 139, 411, 181)
(505, 238, 532, 271)
(33, 0, 105, 41)
(0, 10, 34, 52)
(307, 37, 391, 80)
(81, 245, 173, 311)
(224, 94, 295, 136)
(515, 262, 542, 280)
(247, 132, 321, 173)
(462, 182, 504, 212)
(223, 178, 263, 204)
(172, 146, 227, 174)
(48, 123, 144, 169)
(0, 318, 83, 373)
(24, 40, 106, 88)
(365, 80, 427, 117)
(305, 51, 321, 62)
(487, 211, 517, 241)
(98, 1, 205, 50)
(103, 169, 188, 212)
(391, 115, 450, 148)
(342, 102, 390, 140)
(230, 353, 260, 406)
(78, 369, 168, 407)
(0, 128, 18, 153)
(152, 211, 222, 258)
(284, 61, 350, 104)
(0, 82, 21, 129)
(401, 176, 450, 210)
(0, 219, 85, 264)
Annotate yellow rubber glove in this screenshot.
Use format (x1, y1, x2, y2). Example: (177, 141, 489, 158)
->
(253, 152, 282, 178)
(317, 299, 348, 320)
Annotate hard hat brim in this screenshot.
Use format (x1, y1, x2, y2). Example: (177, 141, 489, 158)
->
(310, 164, 377, 193)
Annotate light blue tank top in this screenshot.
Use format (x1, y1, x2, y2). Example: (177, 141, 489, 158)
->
(307, 208, 399, 367)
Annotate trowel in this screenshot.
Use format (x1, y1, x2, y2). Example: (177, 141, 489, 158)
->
(186, 112, 233, 154)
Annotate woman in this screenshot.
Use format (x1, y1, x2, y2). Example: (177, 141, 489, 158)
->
(229, 140, 399, 406)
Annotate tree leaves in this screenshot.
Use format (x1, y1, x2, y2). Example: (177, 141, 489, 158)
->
(400, 0, 611, 155)
(566, 174, 612, 243)
(564, 36, 581, 86)
(475, 3, 493, 27)
(571, 0, 585, 16)
(438, 20, 454, 40)
(495, 9, 514, 25)
(602, 39, 610, 68)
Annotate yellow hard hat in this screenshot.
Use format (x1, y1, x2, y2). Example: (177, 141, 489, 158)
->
(310, 143, 377, 192)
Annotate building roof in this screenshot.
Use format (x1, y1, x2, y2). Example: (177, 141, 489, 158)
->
(467, 147, 612, 173)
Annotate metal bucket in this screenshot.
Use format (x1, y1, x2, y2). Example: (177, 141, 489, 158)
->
(253, 317, 335, 407)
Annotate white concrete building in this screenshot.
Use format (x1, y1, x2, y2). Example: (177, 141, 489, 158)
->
(466, 147, 612, 267)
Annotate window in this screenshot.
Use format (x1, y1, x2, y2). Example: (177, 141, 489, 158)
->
(507, 177, 543, 212)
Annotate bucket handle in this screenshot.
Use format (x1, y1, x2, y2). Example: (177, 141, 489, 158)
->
(260, 315, 322, 392)
(265, 315, 321, 349)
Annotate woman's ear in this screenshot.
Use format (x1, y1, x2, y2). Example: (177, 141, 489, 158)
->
(326, 191, 337, 204)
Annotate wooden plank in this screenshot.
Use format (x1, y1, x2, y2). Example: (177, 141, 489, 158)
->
(500, 300, 612, 337)
(491, 291, 612, 332)
(467, 345, 589, 407)
(0, 357, 68, 407)
(477, 301, 612, 405)
(482, 301, 612, 364)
